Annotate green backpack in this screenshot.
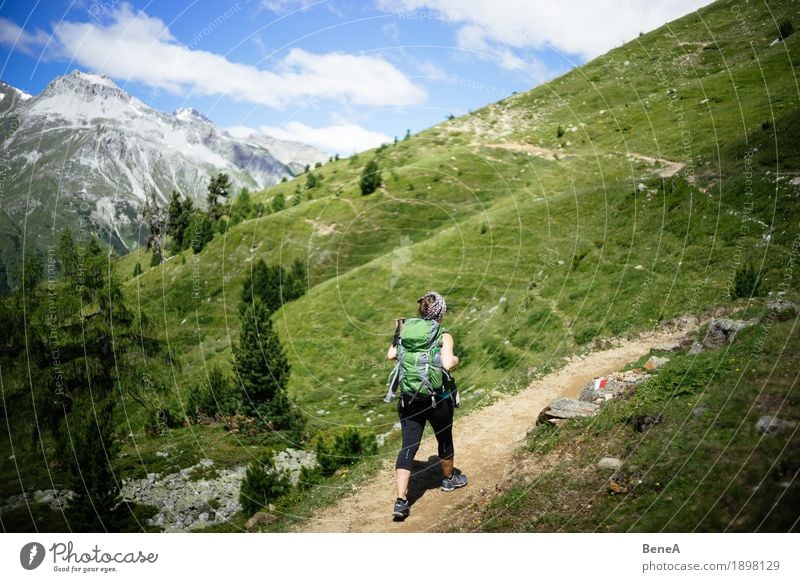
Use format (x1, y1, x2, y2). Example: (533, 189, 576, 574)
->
(395, 318, 445, 400)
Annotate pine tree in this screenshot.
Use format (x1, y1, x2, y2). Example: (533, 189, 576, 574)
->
(305, 172, 318, 189)
(207, 173, 232, 221)
(186, 211, 214, 254)
(359, 158, 381, 195)
(271, 192, 286, 213)
(30, 236, 167, 530)
(231, 187, 252, 224)
(233, 300, 290, 420)
(141, 191, 166, 264)
(166, 190, 193, 251)
(241, 259, 283, 314)
(56, 230, 77, 280)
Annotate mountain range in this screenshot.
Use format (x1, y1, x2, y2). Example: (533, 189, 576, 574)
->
(0, 70, 327, 289)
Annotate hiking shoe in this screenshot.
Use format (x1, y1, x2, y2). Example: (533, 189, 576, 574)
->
(441, 468, 468, 492)
(392, 497, 410, 520)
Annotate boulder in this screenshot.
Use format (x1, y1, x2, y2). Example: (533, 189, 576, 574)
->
(703, 318, 759, 348)
(689, 342, 704, 355)
(598, 457, 623, 470)
(538, 398, 599, 424)
(755, 415, 796, 435)
(245, 511, 277, 531)
(766, 300, 798, 321)
(651, 336, 693, 353)
(579, 370, 650, 403)
(644, 356, 670, 370)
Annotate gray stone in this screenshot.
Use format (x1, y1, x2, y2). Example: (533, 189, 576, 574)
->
(645, 356, 670, 370)
(755, 416, 796, 435)
(691, 406, 708, 418)
(703, 318, 759, 348)
(245, 511, 276, 531)
(598, 457, 623, 470)
(689, 342, 704, 355)
(538, 398, 599, 424)
(766, 300, 798, 321)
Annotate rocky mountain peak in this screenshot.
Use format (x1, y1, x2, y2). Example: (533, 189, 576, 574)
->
(174, 107, 212, 124)
(41, 69, 127, 101)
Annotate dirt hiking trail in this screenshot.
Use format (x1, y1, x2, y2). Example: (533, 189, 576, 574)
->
(296, 324, 697, 533)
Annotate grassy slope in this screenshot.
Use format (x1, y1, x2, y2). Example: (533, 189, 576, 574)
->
(2, 0, 799, 530)
(467, 310, 799, 532)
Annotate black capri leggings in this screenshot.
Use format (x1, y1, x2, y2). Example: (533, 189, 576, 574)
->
(395, 395, 455, 471)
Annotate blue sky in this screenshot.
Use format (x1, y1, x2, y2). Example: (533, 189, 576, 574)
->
(0, 0, 712, 154)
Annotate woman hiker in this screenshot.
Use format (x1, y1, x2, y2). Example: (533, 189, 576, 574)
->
(386, 291, 467, 520)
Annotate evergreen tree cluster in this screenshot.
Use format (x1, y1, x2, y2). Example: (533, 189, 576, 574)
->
(1, 231, 169, 531)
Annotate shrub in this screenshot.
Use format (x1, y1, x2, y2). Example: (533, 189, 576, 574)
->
(132, 262, 142, 277)
(359, 159, 381, 195)
(315, 427, 377, 477)
(730, 262, 764, 299)
(144, 406, 183, 435)
(779, 19, 794, 40)
(186, 366, 240, 422)
(239, 455, 291, 516)
(557, 124, 565, 138)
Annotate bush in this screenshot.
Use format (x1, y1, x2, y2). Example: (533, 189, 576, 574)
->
(779, 19, 794, 40)
(239, 455, 291, 516)
(185, 212, 214, 254)
(144, 406, 183, 435)
(132, 262, 142, 277)
(359, 159, 381, 195)
(730, 262, 764, 299)
(186, 366, 240, 422)
(557, 124, 565, 138)
(297, 465, 324, 490)
(315, 427, 377, 477)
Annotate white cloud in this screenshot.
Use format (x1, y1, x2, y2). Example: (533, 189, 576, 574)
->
(418, 61, 449, 81)
(259, 0, 317, 14)
(0, 18, 50, 56)
(27, 4, 424, 109)
(260, 121, 392, 154)
(379, 0, 714, 60)
(226, 125, 258, 139)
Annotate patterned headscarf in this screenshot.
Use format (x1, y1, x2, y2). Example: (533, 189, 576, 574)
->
(418, 290, 447, 322)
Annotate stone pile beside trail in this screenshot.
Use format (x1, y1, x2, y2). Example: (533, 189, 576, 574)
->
(538, 314, 775, 424)
(119, 448, 317, 532)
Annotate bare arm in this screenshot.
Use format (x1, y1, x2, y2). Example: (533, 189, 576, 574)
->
(387, 319, 403, 360)
(440, 332, 459, 371)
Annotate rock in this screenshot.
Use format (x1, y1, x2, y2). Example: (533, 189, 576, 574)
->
(766, 300, 798, 321)
(631, 414, 662, 433)
(703, 318, 759, 348)
(579, 371, 650, 403)
(155, 451, 169, 458)
(644, 356, 670, 370)
(755, 416, 796, 435)
(652, 336, 693, 353)
(538, 398, 599, 424)
(689, 342, 704, 355)
(598, 457, 623, 470)
(637, 183, 647, 192)
(245, 511, 276, 531)
(579, 377, 612, 402)
(691, 406, 708, 418)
